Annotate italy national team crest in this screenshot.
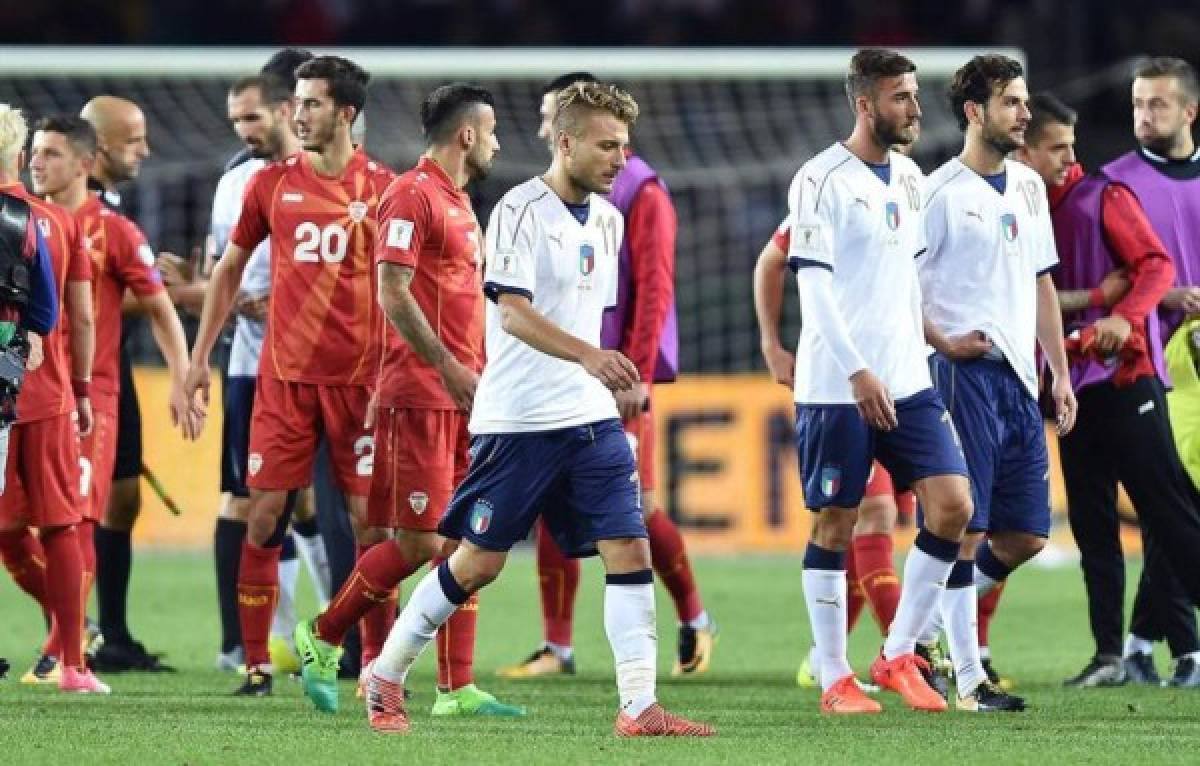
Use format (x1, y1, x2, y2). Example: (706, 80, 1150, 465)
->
(578, 243, 595, 289)
(1000, 212, 1019, 242)
(470, 499, 494, 535)
(347, 200, 368, 223)
(820, 464, 841, 499)
(884, 200, 901, 231)
(408, 491, 429, 515)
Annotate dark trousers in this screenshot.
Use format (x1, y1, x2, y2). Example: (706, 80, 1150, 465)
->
(1060, 376, 1200, 659)
(312, 438, 361, 677)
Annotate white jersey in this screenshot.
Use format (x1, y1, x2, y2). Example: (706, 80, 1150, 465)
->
(471, 177, 623, 434)
(918, 158, 1058, 399)
(787, 143, 931, 405)
(211, 157, 272, 378)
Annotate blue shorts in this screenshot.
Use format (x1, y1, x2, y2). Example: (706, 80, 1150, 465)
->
(930, 354, 1050, 537)
(795, 387, 968, 511)
(220, 375, 256, 498)
(439, 419, 646, 557)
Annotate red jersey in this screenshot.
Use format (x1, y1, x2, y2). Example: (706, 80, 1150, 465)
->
(76, 195, 164, 409)
(374, 158, 484, 409)
(1, 183, 92, 423)
(231, 149, 394, 386)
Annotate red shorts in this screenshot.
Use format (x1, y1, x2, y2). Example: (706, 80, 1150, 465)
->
(864, 461, 916, 516)
(79, 408, 118, 522)
(367, 408, 469, 531)
(0, 414, 84, 529)
(247, 376, 373, 496)
(623, 395, 656, 492)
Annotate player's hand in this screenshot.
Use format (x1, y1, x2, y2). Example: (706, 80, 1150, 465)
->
(75, 396, 94, 439)
(438, 357, 480, 413)
(1091, 314, 1132, 356)
(942, 330, 993, 362)
(156, 251, 191, 286)
(614, 382, 649, 422)
(581, 348, 639, 392)
(364, 388, 379, 430)
(1051, 374, 1077, 436)
(169, 379, 205, 441)
(850, 368, 897, 431)
(235, 292, 269, 322)
(183, 361, 211, 410)
(762, 343, 796, 389)
(1097, 269, 1132, 308)
(1183, 287, 1200, 316)
(25, 333, 43, 372)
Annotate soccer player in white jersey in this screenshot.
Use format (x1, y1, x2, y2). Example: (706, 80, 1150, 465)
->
(363, 81, 713, 737)
(918, 54, 1076, 711)
(786, 49, 975, 715)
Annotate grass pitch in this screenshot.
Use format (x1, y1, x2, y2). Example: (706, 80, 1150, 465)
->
(1, 551, 1198, 764)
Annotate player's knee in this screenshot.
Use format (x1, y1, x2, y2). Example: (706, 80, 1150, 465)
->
(103, 479, 141, 531)
(992, 532, 1045, 567)
(356, 525, 389, 546)
(925, 487, 973, 537)
(854, 496, 897, 535)
(449, 545, 504, 592)
(220, 495, 251, 522)
(598, 536, 652, 571)
(813, 507, 857, 551)
(394, 530, 440, 564)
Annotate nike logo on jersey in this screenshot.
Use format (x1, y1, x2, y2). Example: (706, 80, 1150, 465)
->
(282, 192, 304, 202)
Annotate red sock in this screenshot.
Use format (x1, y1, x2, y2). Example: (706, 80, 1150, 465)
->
(536, 517, 579, 647)
(41, 526, 85, 670)
(315, 541, 416, 648)
(434, 554, 477, 691)
(978, 580, 1006, 649)
(355, 544, 399, 668)
(238, 541, 281, 669)
(845, 544, 866, 632)
(646, 509, 703, 623)
(0, 527, 50, 606)
(852, 533, 900, 634)
(77, 519, 97, 601)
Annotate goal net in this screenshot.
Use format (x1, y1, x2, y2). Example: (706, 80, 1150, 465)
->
(0, 46, 1020, 373)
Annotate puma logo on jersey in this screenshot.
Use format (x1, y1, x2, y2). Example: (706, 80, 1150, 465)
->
(282, 192, 304, 202)
(965, 209, 984, 221)
(815, 597, 841, 608)
(547, 232, 563, 247)
(852, 197, 870, 209)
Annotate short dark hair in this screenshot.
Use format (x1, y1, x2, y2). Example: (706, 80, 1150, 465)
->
(294, 55, 370, 122)
(1133, 56, 1199, 105)
(261, 48, 313, 92)
(34, 114, 97, 156)
(1026, 91, 1077, 145)
(229, 73, 293, 106)
(542, 71, 598, 96)
(420, 83, 495, 145)
(845, 49, 917, 110)
(948, 54, 1025, 130)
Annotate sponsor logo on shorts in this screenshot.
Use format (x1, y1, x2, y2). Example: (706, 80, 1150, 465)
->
(409, 490, 429, 515)
(248, 453, 263, 476)
(348, 200, 369, 223)
(820, 464, 841, 498)
(470, 499, 494, 535)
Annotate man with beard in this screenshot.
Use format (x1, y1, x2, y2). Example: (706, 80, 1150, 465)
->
(185, 55, 393, 696)
(918, 55, 1075, 711)
(293, 83, 524, 720)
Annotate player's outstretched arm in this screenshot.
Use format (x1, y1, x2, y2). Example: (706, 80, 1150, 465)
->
(65, 278, 95, 438)
(377, 262, 477, 412)
(752, 236, 795, 388)
(184, 242, 250, 407)
(1035, 273, 1077, 435)
(496, 292, 638, 392)
(141, 290, 204, 440)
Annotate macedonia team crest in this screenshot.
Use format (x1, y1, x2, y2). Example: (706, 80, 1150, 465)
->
(408, 491, 429, 515)
(347, 200, 368, 222)
(579, 243, 595, 276)
(1001, 212, 1018, 242)
(885, 200, 900, 231)
(247, 453, 263, 476)
(470, 499, 494, 535)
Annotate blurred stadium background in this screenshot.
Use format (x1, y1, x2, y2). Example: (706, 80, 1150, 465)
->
(0, 1, 1190, 552)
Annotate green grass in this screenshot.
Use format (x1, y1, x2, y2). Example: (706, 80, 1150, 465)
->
(2, 552, 1198, 764)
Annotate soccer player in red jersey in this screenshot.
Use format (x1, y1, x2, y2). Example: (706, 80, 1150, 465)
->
(0, 103, 108, 694)
(500, 72, 717, 680)
(25, 115, 202, 675)
(293, 82, 523, 718)
(185, 55, 394, 696)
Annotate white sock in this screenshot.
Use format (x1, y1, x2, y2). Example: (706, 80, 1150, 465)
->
(272, 556, 300, 640)
(374, 567, 460, 684)
(980, 645, 991, 660)
(802, 568, 853, 690)
(293, 530, 332, 608)
(687, 610, 712, 631)
(942, 586, 986, 696)
(545, 641, 574, 661)
(604, 579, 657, 717)
(1124, 634, 1154, 658)
(883, 544, 956, 660)
(918, 604, 944, 646)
